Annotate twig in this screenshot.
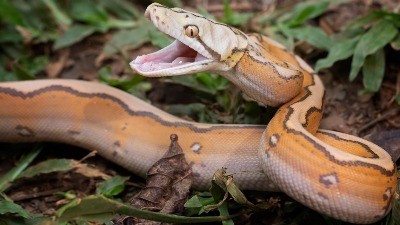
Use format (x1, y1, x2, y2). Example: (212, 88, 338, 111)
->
(9, 187, 70, 201)
(358, 108, 399, 135)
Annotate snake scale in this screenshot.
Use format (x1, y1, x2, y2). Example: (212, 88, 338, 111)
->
(0, 3, 396, 224)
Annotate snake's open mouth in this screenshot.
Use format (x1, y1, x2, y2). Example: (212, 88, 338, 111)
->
(130, 40, 212, 75)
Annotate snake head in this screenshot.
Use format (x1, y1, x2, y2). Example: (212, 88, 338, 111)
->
(130, 3, 248, 76)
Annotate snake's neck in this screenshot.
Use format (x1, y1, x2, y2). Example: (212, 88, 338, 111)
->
(224, 37, 304, 106)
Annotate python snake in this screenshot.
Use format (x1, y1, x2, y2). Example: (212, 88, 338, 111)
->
(0, 3, 396, 224)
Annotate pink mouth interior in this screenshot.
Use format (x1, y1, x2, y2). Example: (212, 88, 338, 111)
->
(131, 40, 209, 73)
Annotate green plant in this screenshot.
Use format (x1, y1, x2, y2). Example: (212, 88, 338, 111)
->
(316, 11, 400, 95)
(259, 1, 400, 100)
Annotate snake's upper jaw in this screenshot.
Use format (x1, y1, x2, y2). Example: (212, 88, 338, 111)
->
(130, 40, 214, 76)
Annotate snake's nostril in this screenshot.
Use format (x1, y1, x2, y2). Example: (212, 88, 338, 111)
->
(144, 11, 151, 20)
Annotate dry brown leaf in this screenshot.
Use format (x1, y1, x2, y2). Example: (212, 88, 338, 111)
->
(72, 162, 111, 180)
(113, 134, 193, 225)
(45, 48, 71, 78)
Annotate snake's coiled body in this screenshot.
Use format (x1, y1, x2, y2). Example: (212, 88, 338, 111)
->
(0, 3, 396, 223)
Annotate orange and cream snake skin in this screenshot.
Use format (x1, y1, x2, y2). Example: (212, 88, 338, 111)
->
(0, 3, 396, 223)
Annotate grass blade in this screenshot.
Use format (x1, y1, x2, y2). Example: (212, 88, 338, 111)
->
(359, 48, 385, 94)
(54, 24, 97, 50)
(0, 199, 31, 218)
(57, 195, 237, 223)
(41, 0, 72, 27)
(287, 25, 332, 50)
(349, 20, 397, 80)
(0, 0, 25, 26)
(281, 1, 330, 26)
(315, 36, 360, 71)
(16, 159, 75, 179)
(0, 146, 42, 192)
(102, 25, 149, 54)
(344, 11, 384, 30)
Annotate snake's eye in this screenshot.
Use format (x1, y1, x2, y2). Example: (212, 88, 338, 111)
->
(184, 25, 199, 38)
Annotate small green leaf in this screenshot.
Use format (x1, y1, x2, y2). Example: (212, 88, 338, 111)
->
(210, 176, 226, 202)
(104, 18, 136, 30)
(67, 0, 108, 25)
(359, 48, 385, 94)
(0, 26, 23, 43)
(344, 11, 384, 31)
(315, 36, 360, 71)
(222, 0, 233, 21)
(349, 20, 397, 80)
(54, 24, 97, 49)
(199, 111, 221, 124)
(286, 25, 332, 50)
(207, 178, 231, 223)
(13, 66, 35, 80)
(149, 28, 173, 49)
(0, 147, 41, 192)
(41, 0, 72, 26)
(2, 39, 28, 61)
(98, 66, 149, 98)
(196, 73, 219, 90)
(0, 67, 18, 81)
(197, 8, 216, 21)
(0, 0, 25, 26)
(24, 55, 48, 75)
(99, 0, 141, 20)
(0, 216, 50, 225)
(280, 1, 330, 26)
(218, 203, 234, 225)
(67, 0, 136, 32)
(103, 25, 149, 54)
(273, 23, 295, 50)
(266, 27, 295, 50)
(243, 102, 263, 124)
(167, 75, 216, 95)
(387, 13, 400, 27)
(184, 193, 216, 216)
(184, 196, 204, 208)
(0, 200, 31, 218)
(228, 13, 254, 26)
(17, 159, 75, 179)
(57, 198, 114, 223)
(13, 55, 48, 80)
(96, 176, 129, 197)
(57, 191, 77, 200)
(220, 0, 253, 26)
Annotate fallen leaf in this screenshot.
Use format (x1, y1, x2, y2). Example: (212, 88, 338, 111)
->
(114, 134, 193, 225)
(45, 48, 70, 78)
